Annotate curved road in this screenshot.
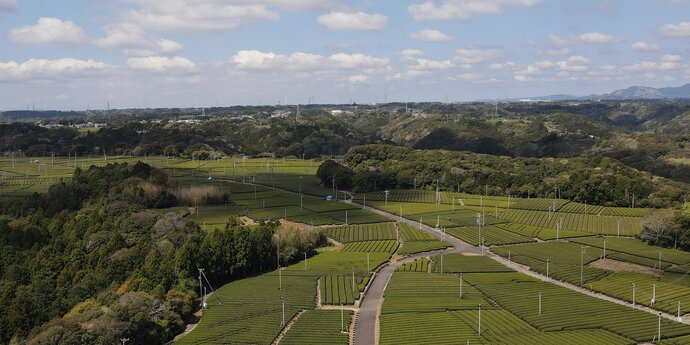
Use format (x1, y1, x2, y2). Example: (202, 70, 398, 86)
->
(351, 201, 480, 345)
(213, 181, 688, 344)
(349, 199, 688, 345)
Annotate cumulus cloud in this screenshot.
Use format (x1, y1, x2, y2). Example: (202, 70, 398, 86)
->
(625, 54, 682, 71)
(121, 0, 279, 33)
(454, 47, 503, 64)
(631, 41, 660, 51)
(0, 0, 17, 11)
(317, 11, 388, 30)
(556, 55, 591, 71)
(399, 49, 426, 58)
(409, 0, 540, 21)
(348, 74, 370, 83)
(548, 32, 622, 46)
(0, 58, 113, 80)
(95, 23, 183, 55)
(230, 50, 389, 83)
(657, 22, 690, 37)
(406, 58, 455, 70)
(9, 18, 87, 44)
(410, 29, 453, 42)
(489, 62, 516, 70)
(127, 56, 196, 72)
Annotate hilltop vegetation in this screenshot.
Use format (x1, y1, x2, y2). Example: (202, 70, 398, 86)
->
(0, 163, 323, 345)
(342, 144, 687, 208)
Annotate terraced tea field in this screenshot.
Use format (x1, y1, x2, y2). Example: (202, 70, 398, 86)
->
(279, 310, 352, 345)
(341, 240, 398, 253)
(501, 209, 642, 235)
(323, 223, 396, 243)
(446, 225, 534, 246)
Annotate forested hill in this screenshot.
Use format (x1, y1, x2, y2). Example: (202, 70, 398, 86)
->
(0, 163, 323, 344)
(2, 99, 688, 186)
(342, 144, 688, 208)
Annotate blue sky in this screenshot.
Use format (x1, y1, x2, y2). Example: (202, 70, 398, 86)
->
(0, 0, 689, 110)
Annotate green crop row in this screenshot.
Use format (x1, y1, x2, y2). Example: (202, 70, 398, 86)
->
(341, 240, 398, 254)
(324, 223, 396, 243)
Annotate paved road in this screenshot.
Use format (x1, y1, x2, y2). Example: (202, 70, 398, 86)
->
(349, 199, 688, 345)
(351, 200, 481, 345)
(214, 182, 688, 343)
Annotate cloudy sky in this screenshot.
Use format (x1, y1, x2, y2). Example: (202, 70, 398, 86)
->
(0, 0, 689, 110)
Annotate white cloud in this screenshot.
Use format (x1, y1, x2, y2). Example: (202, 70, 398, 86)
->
(489, 62, 516, 70)
(577, 32, 623, 44)
(625, 54, 682, 71)
(548, 32, 622, 46)
(454, 47, 503, 64)
(317, 11, 388, 30)
(127, 56, 196, 72)
(514, 65, 542, 82)
(9, 17, 87, 44)
(156, 39, 184, 53)
(631, 41, 660, 51)
(122, 0, 279, 33)
(556, 55, 591, 71)
(540, 47, 570, 56)
(0, 58, 112, 80)
(407, 58, 455, 70)
(456, 73, 482, 81)
(0, 0, 16, 11)
(657, 22, 690, 37)
(410, 29, 453, 42)
(409, 0, 540, 21)
(265, 0, 343, 10)
(399, 49, 426, 58)
(95, 23, 183, 55)
(348, 74, 370, 83)
(231, 50, 389, 72)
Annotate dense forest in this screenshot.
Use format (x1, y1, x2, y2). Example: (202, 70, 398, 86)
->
(338, 145, 688, 208)
(0, 163, 324, 344)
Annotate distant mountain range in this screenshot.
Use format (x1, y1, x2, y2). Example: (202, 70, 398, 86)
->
(516, 83, 690, 101)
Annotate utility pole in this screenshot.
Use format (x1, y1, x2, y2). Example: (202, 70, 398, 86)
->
(580, 246, 585, 287)
(281, 297, 285, 327)
(539, 292, 542, 315)
(478, 304, 482, 335)
(632, 283, 636, 307)
(546, 259, 550, 279)
(459, 273, 463, 299)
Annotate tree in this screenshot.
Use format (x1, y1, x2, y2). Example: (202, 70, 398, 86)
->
(316, 160, 353, 190)
(640, 211, 678, 246)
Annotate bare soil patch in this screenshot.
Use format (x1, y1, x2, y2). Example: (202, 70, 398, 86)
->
(589, 258, 664, 278)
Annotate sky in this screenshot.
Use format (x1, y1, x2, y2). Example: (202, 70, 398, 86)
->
(0, 0, 689, 110)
